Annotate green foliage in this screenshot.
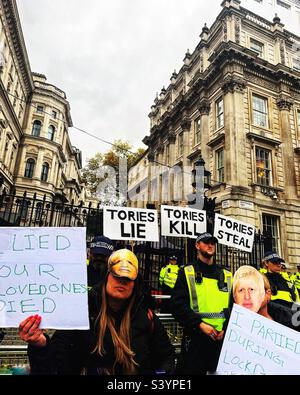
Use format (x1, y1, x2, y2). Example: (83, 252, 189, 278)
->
(82, 140, 145, 197)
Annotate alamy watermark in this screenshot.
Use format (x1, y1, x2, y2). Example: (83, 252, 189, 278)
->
(95, 157, 206, 209)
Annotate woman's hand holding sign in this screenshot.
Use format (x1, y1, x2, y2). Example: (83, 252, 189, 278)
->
(19, 315, 47, 347)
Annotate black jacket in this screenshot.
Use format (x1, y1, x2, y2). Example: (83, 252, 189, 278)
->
(28, 280, 175, 375)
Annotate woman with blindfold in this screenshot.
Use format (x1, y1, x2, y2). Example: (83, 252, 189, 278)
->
(18, 249, 175, 375)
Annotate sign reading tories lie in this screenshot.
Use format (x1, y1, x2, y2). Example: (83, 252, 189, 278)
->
(103, 206, 159, 242)
(0, 227, 89, 330)
(217, 304, 300, 375)
(161, 205, 206, 238)
(214, 214, 255, 252)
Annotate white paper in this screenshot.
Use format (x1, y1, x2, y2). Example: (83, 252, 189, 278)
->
(0, 227, 89, 329)
(103, 206, 159, 241)
(161, 205, 206, 238)
(214, 214, 255, 252)
(217, 304, 300, 375)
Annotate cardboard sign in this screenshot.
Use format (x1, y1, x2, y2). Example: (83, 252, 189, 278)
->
(0, 227, 89, 329)
(217, 304, 300, 375)
(214, 214, 255, 252)
(103, 206, 159, 241)
(161, 205, 206, 238)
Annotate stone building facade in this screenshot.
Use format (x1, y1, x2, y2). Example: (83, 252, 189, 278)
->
(0, 0, 85, 204)
(130, 0, 300, 267)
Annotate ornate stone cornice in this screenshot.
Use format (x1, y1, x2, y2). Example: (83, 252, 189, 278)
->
(198, 99, 211, 115)
(221, 75, 247, 94)
(167, 131, 176, 143)
(181, 118, 191, 131)
(2, 0, 34, 94)
(147, 152, 155, 162)
(142, 136, 151, 146)
(276, 94, 294, 111)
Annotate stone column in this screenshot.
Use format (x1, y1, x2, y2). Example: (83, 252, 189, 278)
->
(276, 94, 297, 199)
(198, 99, 211, 165)
(18, 144, 27, 176)
(167, 131, 176, 203)
(221, 75, 247, 187)
(35, 147, 44, 180)
(181, 118, 191, 204)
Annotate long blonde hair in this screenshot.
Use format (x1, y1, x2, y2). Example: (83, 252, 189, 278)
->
(93, 280, 138, 374)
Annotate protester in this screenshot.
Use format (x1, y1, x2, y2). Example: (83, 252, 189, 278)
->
(258, 274, 299, 331)
(159, 253, 180, 313)
(232, 265, 265, 313)
(87, 235, 114, 287)
(19, 249, 176, 375)
(264, 251, 299, 308)
(170, 232, 232, 375)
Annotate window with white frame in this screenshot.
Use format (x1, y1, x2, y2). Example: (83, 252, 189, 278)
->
(24, 158, 35, 178)
(162, 172, 169, 202)
(262, 214, 281, 253)
(32, 120, 42, 137)
(216, 98, 224, 129)
(216, 148, 225, 183)
(252, 94, 269, 128)
(194, 118, 201, 145)
(256, 147, 272, 186)
(250, 38, 264, 57)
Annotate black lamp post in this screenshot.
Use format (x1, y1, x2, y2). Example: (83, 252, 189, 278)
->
(188, 155, 216, 234)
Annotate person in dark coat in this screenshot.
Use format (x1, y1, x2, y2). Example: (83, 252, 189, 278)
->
(19, 249, 176, 375)
(87, 235, 114, 288)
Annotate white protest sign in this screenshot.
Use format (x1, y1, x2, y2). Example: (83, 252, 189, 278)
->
(161, 205, 206, 238)
(0, 227, 89, 329)
(214, 214, 255, 252)
(103, 206, 159, 241)
(217, 304, 300, 375)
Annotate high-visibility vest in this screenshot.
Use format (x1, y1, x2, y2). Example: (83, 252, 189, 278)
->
(184, 265, 232, 332)
(291, 272, 300, 290)
(159, 264, 179, 289)
(270, 273, 298, 303)
(259, 268, 267, 274)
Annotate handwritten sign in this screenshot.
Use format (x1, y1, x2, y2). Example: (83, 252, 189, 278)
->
(103, 206, 159, 241)
(217, 304, 300, 375)
(0, 227, 89, 329)
(161, 205, 206, 238)
(214, 214, 255, 252)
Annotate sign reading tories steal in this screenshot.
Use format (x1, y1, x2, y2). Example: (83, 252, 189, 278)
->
(217, 304, 300, 375)
(161, 205, 206, 238)
(214, 214, 255, 252)
(103, 206, 159, 242)
(0, 227, 89, 330)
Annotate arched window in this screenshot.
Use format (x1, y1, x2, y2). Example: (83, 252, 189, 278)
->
(32, 120, 42, 137)
(41, 162, 49, 182)
(48, 125, 55, 141)
(24, 158, 35, 178)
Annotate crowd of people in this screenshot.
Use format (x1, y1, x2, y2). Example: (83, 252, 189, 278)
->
(17, 232, 300, 375)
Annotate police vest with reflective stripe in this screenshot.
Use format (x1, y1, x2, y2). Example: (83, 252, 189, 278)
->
(271, 274, 297, 303)
(291, 272, 300, 290)
(259, 268, 267, 274)
(184, 265, 232, 332)
(160, 264, 179, 289)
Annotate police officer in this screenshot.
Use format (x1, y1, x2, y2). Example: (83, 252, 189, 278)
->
(159, 254, 180, 293)
(291, 265, 300, 296)
(264, 251, 299, 308)
(159, 254, 180, 313)
(170, 232, 232, 375)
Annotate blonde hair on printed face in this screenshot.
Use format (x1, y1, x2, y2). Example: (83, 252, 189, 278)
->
(233, 265, 265, 298)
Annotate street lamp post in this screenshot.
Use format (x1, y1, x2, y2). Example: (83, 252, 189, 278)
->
(187, 155, 216, 234)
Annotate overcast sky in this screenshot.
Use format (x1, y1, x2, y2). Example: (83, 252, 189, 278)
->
(16, 0, 223, 165)
(16, 0, 299, 166)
